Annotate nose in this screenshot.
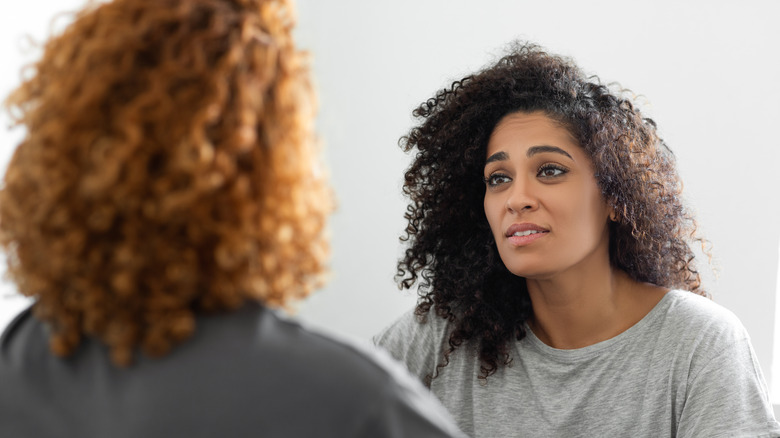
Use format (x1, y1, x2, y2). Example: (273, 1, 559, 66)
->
(505, 180, 539, 213)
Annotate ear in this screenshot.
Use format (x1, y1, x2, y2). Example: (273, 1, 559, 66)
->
(607, 205, 618, 222)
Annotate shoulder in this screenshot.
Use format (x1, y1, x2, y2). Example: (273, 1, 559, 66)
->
(290, 322, 464, 436)
(0, 304, 466, 438)
(653, 290, 767, 390)
(0, 303, 429, 397)
(658, 290, 748, 346)
(197, 304, 427, 389)
(373, 305, 452, 345)
(372, 305, 452, 384)
(198, 306, 465, 437)
(0, 305, 48, 373)
(657, 293, 780, 435)
(258, 308, 418, 386)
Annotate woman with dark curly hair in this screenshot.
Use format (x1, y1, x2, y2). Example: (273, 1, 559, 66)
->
(374, 42, 780, 437)
(0, 1, 467, 437)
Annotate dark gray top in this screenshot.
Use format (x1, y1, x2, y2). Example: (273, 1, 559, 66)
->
(1, 302, 465, 438)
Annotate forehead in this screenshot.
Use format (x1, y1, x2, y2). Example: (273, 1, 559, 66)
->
(486, 111, 580, 156)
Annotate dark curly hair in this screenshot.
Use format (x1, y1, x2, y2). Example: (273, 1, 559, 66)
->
(397, 42, 707, 381)
(1, 0, 331, 366)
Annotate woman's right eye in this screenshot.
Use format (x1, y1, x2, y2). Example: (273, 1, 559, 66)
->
(484, 173, 511, 187)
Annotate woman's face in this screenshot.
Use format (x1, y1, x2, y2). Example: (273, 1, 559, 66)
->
(483, 111, 611, 279)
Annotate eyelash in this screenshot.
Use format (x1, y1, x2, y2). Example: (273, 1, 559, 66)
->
(537, 163, 568, 178)
(483, 173, 510, 187)
(483, 163, 569, 187)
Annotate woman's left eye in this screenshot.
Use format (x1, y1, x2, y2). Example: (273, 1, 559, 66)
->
(537, 164, 568, 178)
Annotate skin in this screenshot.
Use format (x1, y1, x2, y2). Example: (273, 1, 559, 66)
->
(483, 111, 667, 349)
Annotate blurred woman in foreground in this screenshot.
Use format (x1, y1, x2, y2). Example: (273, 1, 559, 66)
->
(0, 1, 465, 437)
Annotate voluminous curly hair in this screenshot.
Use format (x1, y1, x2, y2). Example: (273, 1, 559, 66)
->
(0, 0, 331, 366)
(397, 42, 706, 381)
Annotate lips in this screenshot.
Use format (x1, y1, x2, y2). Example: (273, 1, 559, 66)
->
(505, 223, 549, 246)
(505, 223, 549, 237)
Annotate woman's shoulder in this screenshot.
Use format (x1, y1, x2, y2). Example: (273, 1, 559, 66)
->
(373, 304, 452, 349)
(655, 291, 780, 435)
(654, 289, 750, 350)
(662, 290, 743, 327)
(372, 304, 453, 382)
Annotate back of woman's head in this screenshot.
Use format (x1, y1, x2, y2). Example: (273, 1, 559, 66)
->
(399, 42, 705, 379)
(0, 0, 331, 365)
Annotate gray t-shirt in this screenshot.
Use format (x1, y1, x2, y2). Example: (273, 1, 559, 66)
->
(0, 302, 466, 438)
(374, 290, 780, 437)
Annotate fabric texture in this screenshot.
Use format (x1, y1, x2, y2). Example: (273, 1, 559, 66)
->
(374, 290, 780, 438)
(0, 302, 466, 438)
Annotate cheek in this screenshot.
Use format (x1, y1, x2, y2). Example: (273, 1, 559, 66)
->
(575, 192, 610, 234)
(549, 188, 607, 232)
(483, 196, 502, 235)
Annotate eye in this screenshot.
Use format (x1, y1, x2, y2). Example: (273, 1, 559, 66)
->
(484, 173, 511, 188)
(537, 163, 568, 178)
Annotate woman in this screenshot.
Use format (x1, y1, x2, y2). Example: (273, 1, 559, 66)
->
(375, 42, 780, 437)
(0, 0, 465, 437)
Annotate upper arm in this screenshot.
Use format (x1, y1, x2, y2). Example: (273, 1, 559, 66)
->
(373, 308, 446, 385)
(678, 336, 780, 437)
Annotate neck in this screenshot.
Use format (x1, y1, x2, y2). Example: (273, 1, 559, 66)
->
(526, 263, 666, 349)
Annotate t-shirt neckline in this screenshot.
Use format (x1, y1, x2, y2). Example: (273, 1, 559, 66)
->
(521, 289, 682, 361)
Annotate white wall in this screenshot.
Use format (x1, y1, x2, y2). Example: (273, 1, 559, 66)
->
(291, 0, 780, 389)
(2, 0, 779, 396)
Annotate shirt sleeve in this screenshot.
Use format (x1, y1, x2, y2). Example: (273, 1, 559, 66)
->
(678, 335, 780, 438)
(372, 307, 448, 385)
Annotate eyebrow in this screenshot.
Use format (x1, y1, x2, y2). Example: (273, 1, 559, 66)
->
(485, 151, 508, 164)
(527, 145, 573, 159)
(485, 145, 573, 165)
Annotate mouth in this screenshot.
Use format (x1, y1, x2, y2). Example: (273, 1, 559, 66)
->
(505, 223, 549, 246)
(505, 223, 549, 237)
(510, 229, 545, 237)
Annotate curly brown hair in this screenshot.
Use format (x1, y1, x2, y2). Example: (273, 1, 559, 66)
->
(397, 42, 707, 381)
(0, 0, 331, 366)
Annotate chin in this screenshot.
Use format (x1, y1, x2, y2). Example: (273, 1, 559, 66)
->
(503, 263, 556, 280)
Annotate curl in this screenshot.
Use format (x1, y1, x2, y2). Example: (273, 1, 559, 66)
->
(0, 0, 332, 366)
(397, 41, 708, 380)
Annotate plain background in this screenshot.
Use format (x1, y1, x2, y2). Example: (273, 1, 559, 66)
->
(2, 0, 779, 403)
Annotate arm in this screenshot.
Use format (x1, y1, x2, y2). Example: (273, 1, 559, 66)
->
(678, 336, 780, 437)
(372, 307, 448, 386)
